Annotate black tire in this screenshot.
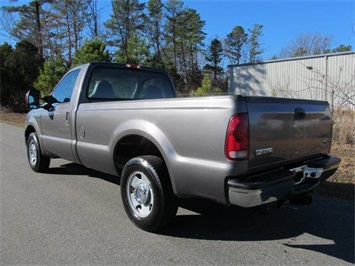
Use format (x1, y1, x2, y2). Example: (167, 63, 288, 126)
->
(26, 132, 50, 172)
(120, 155, 178, 232)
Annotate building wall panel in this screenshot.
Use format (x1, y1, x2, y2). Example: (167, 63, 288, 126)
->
(229, 52, 355, 109)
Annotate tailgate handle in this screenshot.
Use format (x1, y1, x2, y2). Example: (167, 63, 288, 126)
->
(294, 108, 305, 120)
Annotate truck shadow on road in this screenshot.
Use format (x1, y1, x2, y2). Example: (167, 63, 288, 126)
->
(164, 198, 354, 263)
(47, 162, 353, 263)
(47, 162, 120, 185)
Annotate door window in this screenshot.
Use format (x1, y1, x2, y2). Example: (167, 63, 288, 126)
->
(52, 69, 80, 103)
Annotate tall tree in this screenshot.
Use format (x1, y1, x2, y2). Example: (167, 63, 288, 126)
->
(145, 0, 164, 65)
(1, 1, 50, 66)
(164, 0, 185, 68)
(50, 0, 88, 66)
(224, 25, 248, 65)
(248, 23, 264, 63)
(180, 8, 206, 66)
(176, 8, 206, 75)
(0, 41, 42, 111)
(0, 43, 15, 109)
(204, 38, 224, 82)
(87, 0, 102, 38)
(104, 0, 145, 61)
(164, 4, 206, 93)
(1, 0, 93, 66)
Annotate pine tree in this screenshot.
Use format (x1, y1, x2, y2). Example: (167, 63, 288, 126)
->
(164, 0, 185, 68)
(192, 74, 223, 96)
(204, 38, 224, 81)
(224, 25, 248, 65)
(248, 24, 264, 63)
(72, 38, 110, 66)
(164, 3, 206, 93)
(104, 0, 145, 61)
(115, 33, 149, 64)
(145, 0, 164, 65)
(34, 55, 67, 95)
(330, 44, 352, 53)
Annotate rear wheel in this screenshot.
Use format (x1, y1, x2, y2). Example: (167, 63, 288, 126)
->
(120, 156, 178, 232)
(27, 132, 50, 172)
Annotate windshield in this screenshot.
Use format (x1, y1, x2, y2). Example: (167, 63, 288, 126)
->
(87, 66, 175, 100)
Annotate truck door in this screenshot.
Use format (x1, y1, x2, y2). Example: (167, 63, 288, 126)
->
(41, 69, 80, 161)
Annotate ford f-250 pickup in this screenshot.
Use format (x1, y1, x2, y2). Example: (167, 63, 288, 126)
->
(25, 62, 341, 232)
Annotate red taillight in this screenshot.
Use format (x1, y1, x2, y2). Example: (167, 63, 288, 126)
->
(225, 113, 249, 160)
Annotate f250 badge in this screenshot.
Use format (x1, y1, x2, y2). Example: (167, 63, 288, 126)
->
(255, 147, 273, 157)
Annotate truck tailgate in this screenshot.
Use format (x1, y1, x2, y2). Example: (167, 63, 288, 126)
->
(246, 97, 332, 171)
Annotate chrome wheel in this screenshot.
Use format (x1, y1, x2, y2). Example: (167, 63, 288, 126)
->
(26, 132, 50, 172)
(126, 171, 154, 218)
(121, 156, 178, 231)
(28, 140, 38, 167)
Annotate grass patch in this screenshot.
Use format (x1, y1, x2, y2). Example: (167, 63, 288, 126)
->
(317, 142, 355, 200)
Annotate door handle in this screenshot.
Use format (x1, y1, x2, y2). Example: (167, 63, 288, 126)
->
(65, 112, 70, 124)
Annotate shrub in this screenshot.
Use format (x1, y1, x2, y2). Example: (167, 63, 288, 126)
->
(332, 108, 355, 145)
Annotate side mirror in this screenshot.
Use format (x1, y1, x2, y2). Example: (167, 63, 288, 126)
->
(25, 89, 40, 109)
(42, 95, 58, 105)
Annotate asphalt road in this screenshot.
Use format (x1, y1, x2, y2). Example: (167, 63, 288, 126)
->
(0, 123, 354, 265)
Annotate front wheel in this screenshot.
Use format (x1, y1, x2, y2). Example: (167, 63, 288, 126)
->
(120, 156, 178, 232)
(27, 132, 50, 172)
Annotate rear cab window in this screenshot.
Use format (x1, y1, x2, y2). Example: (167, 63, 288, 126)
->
(87, 66, 175, 101)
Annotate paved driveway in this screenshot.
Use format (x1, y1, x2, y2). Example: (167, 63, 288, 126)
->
(1, 123, 354, 265)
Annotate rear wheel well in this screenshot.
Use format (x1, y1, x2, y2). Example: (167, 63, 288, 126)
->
(114, 135, 164, 175)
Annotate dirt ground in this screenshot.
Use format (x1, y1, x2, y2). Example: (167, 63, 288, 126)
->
(0, 111, 27, 127)
(1, 110, 353, 200)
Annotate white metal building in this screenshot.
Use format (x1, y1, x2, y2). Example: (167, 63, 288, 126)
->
(228, 51, 355, 109)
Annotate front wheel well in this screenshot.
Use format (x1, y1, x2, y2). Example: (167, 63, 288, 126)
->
(25, 126, 36, 142)
(114, 135, 164, 175)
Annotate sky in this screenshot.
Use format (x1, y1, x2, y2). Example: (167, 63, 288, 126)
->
(1, 0, 354, 60)
(184, 0, 355, 58)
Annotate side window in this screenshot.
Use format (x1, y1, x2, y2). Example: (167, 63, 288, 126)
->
(52, 69, 80, 103)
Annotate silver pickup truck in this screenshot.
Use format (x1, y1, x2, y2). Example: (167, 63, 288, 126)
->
(25, 62, 341, 231)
